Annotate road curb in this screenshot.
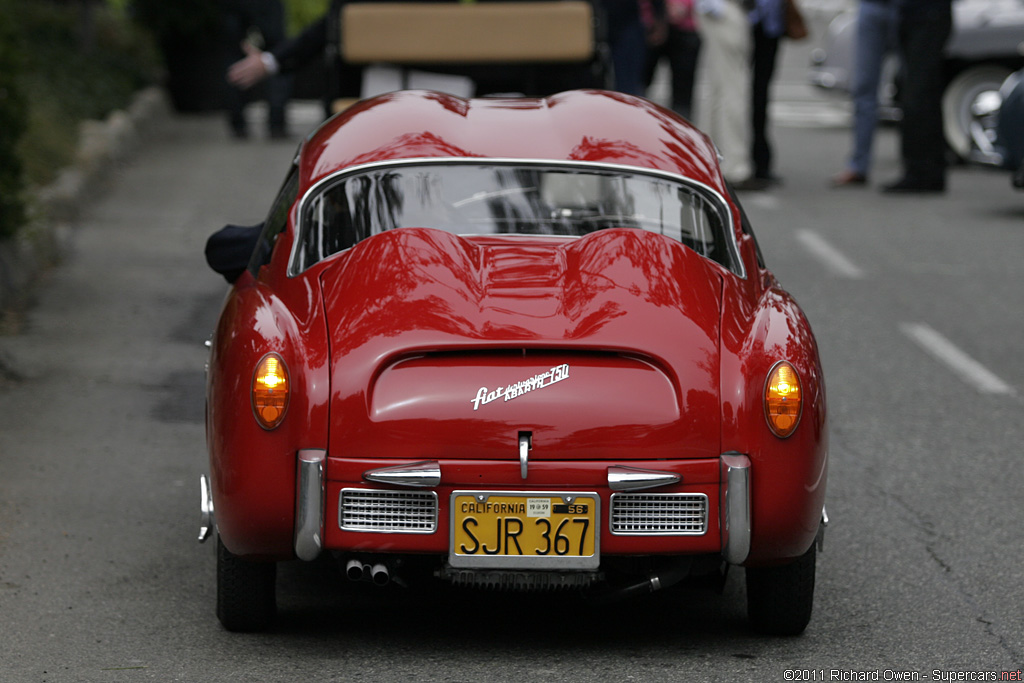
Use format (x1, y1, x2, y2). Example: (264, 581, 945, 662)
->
(0, 86, 172, 318)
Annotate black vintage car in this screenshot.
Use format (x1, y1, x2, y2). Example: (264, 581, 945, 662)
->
(971, 68, 1024, 188)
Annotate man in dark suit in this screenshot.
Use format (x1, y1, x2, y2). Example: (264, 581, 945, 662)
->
(223, 0, 292, 138)
(228, 0, 357, 115)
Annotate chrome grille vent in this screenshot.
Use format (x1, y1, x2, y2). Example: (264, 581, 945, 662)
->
(610, 493, 708, 535)
(339, 489, 438, 533)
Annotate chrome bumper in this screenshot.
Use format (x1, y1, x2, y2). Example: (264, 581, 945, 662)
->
(719, 452, 751, 565)
(294, 449, 326, 561)
(198, 474, 214, 543)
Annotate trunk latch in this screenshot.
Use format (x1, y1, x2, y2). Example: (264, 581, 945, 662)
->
(518, 431, 532, 480)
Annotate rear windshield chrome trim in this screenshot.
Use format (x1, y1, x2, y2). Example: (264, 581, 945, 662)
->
(288, 157, 744, 279)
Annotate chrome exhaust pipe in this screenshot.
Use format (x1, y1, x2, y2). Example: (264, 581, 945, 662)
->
(345, 559, 365, 581)
(585, 559, 691, 604)
(343, 558, 392, 585)
(370, 563, 390, 586)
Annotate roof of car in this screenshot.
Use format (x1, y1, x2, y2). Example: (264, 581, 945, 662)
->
(297, 89, 727, 193)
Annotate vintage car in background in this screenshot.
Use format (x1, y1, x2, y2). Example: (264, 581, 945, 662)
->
(970, 67, 1024, 187)
(201, 89, 829, 635)
(808, 0, 1024, 159)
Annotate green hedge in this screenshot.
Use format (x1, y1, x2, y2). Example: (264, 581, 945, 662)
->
(287, 0, 331, 35)
(0, 0, 323, 240)
(16, 1, 159, 186)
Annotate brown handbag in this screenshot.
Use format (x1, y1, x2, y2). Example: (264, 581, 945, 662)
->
(785, 0, 809, 40)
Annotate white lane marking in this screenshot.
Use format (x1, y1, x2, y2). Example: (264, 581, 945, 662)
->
(770, 101, 852, 128)
(739, 193, 780, 210)
(795, 230, 865, 279)
(901, 323, 1015, 395)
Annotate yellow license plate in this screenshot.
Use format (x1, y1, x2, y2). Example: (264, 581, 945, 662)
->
(449, 491, 600, 569)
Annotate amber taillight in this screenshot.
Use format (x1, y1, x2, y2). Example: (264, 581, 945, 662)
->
(252, 353, 289, 429)
(764, 361, 802, 438)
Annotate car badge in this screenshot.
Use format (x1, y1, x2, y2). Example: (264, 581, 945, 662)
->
(471, 364, 569, 411)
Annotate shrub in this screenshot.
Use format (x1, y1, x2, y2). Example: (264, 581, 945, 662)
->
(14, 0, 159, 187)
(286, 0, 330, 35)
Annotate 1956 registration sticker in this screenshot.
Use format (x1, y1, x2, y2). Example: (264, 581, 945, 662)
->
(449, 491, 600, 569)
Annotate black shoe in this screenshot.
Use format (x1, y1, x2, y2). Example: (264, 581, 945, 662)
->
(881, 177, 945, 194)
(732, 177, 770, 192)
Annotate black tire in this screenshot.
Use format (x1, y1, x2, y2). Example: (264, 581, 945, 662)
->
(216, 535, 277, 632)
(745, 543, 816, 636)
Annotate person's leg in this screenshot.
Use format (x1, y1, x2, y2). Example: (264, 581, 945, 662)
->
(897, 4, 951, 187)
(699, 2, 752, 183)
(607, 0, 649, 97)
(257, 0, 291, 137)
(223, 8, 249, 138)
(751, 21, 779, 180)
(847, 0, 894, 178)
(644, 31, 667, 93)
(667, 28, 701, 120)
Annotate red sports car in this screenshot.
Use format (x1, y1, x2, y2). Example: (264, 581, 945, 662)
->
(201, 89, 828, 635)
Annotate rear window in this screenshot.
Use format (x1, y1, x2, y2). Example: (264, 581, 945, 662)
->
(292, 162, 737, 274)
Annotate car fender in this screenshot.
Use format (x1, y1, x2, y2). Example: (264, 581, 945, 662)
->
(206, 269, 330, 559)
(721, 282, 828, 565)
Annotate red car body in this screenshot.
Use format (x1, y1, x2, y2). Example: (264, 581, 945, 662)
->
(202, 89, 828, 634)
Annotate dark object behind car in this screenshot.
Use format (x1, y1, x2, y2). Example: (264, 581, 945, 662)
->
(972, 68, 1024, 187)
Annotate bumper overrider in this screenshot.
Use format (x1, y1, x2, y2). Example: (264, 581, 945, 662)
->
(201, 450, 827, 580)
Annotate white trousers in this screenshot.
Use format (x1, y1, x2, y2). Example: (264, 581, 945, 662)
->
(698, 1, 753, 183)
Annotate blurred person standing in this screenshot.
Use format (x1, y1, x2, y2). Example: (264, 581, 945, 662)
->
(881, 0, 952, 194)
(831, 0, 897, 187)
(228, 0, 357, 117)
(642, 0, 701, 120)
(749, 0, 785, 185)
(606, 0, 659, 96)
(697, 0, 760, 189)
(222, 0, 292, 139)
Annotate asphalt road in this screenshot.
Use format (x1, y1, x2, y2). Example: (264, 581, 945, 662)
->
(2, 23, 1023, 683)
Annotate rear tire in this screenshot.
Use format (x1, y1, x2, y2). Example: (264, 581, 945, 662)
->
(745, 544, 816, 636)
(216, 535, 277, 632)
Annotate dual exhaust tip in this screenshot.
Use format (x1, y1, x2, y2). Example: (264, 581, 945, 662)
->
(346, 559, 391, 586)
(202, 474, 393, 589)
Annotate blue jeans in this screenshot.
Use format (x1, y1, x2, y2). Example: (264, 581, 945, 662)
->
(848, 0, 897, 177)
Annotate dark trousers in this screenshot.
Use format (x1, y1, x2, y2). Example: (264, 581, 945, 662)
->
(897, 3, 952, 184)
(223, 0, 292, 135)
(751, 21, 780, 180)
(606, 0, 647, 96)
(644, 28, 701, 121)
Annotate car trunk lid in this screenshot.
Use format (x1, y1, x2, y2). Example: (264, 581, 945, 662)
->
(320, 228, 723, 461)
